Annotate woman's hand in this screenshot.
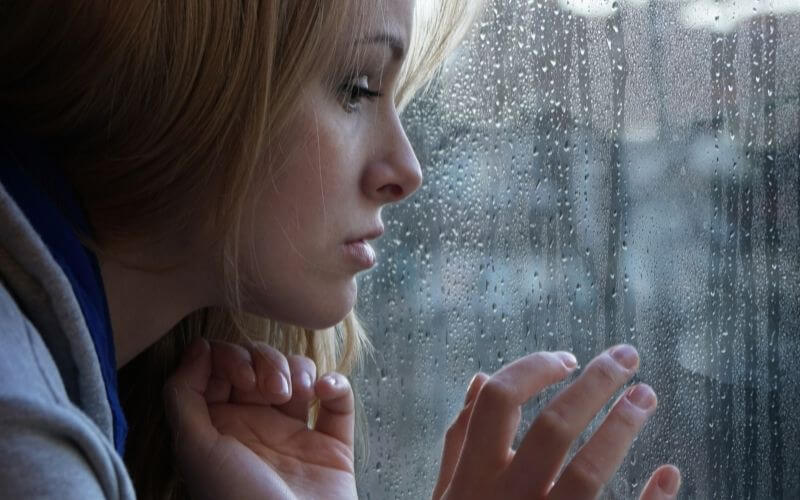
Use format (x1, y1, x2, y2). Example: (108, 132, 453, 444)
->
(163, 338, 357, 500)
(432, 346, 682, 500)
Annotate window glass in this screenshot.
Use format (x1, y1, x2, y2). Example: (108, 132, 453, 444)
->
(355, 1, 800, 498)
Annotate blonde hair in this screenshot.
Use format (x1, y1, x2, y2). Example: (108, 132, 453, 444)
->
(0, 0, 481, 498)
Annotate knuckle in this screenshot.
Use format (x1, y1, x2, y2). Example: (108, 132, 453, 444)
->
(529, 351, 564, 373)
(253, 344, 288, 368)
(527, 351, 551, 365)
(536, 406, 572, 438)
(612, 400, 643, 432)
(567, 454, 606, 492)
(231, 343, 251, 358)
(288, 354, 315, 369)
(444, 420, 464, 442)
(253, 341, 282, 358)
(590, 355, 624, 387)
(477, 378, 514, 408)
(213, 340, 247, 358)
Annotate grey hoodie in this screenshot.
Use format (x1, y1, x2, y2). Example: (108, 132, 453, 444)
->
(0, 181, 136, 499)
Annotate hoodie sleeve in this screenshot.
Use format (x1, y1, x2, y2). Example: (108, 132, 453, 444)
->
(0, 402, 109, 499)
(0, 283, 135, 500)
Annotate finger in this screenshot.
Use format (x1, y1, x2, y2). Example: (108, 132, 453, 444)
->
(453, 351, 577, 484)
(250, 342, 292, 404)
(548, 383, 657, 499)
(277, 355, 317, 422)
(162, 338, 218, 461)
(639, 465, 681, 500)
(210, 341, 256, 390)
(205, 341, 256, 404)
(508, 344, 639, 496)
(432, 372, 489, 500)
(314, 372, 355, 447)
(204, 376, 232, 404)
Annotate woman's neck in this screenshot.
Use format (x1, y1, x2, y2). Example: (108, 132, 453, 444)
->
(98, 245, 220, 368)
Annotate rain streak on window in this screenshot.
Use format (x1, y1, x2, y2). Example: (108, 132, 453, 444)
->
(356, 1, 800, 498)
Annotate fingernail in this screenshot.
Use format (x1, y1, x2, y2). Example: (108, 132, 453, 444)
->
(298, 371, 313, 389)
(322, 373, 338, 387)
(658, 467, 680, 495)
(610, 344, 638, 370)
(464, 373, 481, 406)
(267, 373, 289, 396)
(626, 384, 656, 410)
(238, 364, 256, 387)
(557, 352, 578, 370)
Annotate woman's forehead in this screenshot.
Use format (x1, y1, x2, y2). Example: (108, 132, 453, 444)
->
(363, 0, 415, 43)
(328, 0, 415, 71)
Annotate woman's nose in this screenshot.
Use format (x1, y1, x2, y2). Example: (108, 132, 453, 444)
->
(361, 113, 423, 205)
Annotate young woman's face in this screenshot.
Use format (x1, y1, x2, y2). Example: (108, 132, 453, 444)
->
(240, 0, 420, 329)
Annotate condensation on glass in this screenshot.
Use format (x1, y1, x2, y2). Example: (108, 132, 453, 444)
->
(355, 1, 800, 498)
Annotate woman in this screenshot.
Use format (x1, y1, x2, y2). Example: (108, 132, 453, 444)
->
(0, 0, 681, 498)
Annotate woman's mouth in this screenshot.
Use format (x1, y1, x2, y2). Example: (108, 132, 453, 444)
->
(342, 239, 377, 269)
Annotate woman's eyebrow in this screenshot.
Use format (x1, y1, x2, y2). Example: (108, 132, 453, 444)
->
(359, 32, 407, 61)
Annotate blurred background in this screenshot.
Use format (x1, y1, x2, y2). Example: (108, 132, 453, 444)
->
(354, 0, 800, 498)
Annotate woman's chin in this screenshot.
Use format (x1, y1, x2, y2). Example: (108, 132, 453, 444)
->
(245, 279, 357, 330)
(300, 281, 358, 329)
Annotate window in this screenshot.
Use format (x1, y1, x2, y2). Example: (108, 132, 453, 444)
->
(356, 1, 800, 498)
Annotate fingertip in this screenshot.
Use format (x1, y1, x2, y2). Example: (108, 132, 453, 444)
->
(250, 343, 292, 402)
(610, 344, 640, 371)
(625, 383, 658, 412)
(657, 465, 681, 496)
(313, 373, 355, 447)
(464, 372, 488, 406)
(315, 373, 352, 400)
(555, 351, 578, 370)
(640, 464, 682, 500)
(260, 372, 291, 403)
(286, 354, 316, 398)
(319, 372, 345, 388)
(297, 370, 313, 391)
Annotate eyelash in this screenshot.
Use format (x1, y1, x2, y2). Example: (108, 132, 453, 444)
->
(340, 81, 383, 113)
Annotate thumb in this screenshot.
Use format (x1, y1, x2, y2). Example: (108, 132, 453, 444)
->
(639, 465, 681, 500)
(163, 337, 219, 460)
(313, 372, 355, 449)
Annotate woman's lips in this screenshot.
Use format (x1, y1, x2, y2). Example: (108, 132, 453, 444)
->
(346, 225, 385, 244)
(342, 224, 382, 270)
(342, 240, 376, 269)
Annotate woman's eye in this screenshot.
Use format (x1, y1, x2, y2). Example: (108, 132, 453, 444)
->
(340, 75, 383, 113)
